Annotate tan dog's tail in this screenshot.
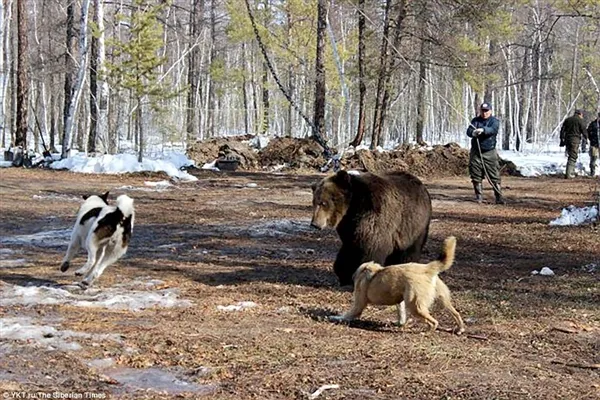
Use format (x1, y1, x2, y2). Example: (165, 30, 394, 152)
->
(427, 236, 456, 273)
(353, 262, 381, 291)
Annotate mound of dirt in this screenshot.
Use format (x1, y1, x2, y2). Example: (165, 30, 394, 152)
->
(187, 137, 259, 170)
(341, 143, 470, 178)
(259, 137, 327, 171)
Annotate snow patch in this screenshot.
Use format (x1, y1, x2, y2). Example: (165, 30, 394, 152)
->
(549, 205, 598, 226)
(50, 153, 197, 181)
(217, 301, 258, 312)
(245, 218, 312, 238)
(0, 258, 28, 268)
(0, 229, 71, 248)
(1, 316, 121, 351)
(0, 282, 191, 311)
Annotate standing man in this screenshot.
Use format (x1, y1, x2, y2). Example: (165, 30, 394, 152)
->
(559, 109, 588, 178)
(587, 112, 599, 176)
(466, 102, 504, 204)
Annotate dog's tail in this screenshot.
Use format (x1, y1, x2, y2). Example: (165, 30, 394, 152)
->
(427, 236, 456, 273)
(116, 194, 135, 217)
(352, 262, 382, 291)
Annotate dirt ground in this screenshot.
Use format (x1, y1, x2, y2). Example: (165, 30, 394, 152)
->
(0, 167, 599, 400)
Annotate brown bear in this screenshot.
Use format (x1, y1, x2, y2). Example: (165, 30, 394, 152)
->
(311, 170, 432, 286)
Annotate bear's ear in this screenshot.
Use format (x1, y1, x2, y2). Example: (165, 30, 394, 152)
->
(311, 182, 317, 192)
(82, 194, 89, 200)
(333, 170, 352, 188)
(100, 191, 110, 203)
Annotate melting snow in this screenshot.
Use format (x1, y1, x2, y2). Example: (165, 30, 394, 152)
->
(549, 205, 598, 226)
(50, 152, 197, 182)
(0, 258, 28, 268)
(217, 301, 258, 312)
(0, 283, 191, 311)
(1, 316, 121, 351)
(245, 218, 312, 238)
(0, 229, 71, 248)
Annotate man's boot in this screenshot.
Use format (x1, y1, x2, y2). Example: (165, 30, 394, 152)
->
(472, 181, 483, 203)
(565, 163, 575, 179)
(493, 184, 505, 205)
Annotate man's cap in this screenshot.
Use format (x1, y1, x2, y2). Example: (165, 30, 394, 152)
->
(574, 109, 583, 115)
(480, 103, 492, 110)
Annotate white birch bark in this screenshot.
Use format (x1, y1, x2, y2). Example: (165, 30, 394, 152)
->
(62, 0, 91, 159)
(95, 0, 109, 153)
(0, 0, 13, 147)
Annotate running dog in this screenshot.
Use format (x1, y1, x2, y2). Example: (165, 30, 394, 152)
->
(331, 236, 465, 334)
(78, 194, 135, 286)
(60, 191, 110, 273)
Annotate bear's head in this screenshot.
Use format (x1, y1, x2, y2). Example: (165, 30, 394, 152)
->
(310, 170, 352, 229)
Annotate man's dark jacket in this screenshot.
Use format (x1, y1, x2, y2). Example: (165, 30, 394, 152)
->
(467, 115, 500, 152)
(560, 115, 587, 142)
(587, 119, 599, 148)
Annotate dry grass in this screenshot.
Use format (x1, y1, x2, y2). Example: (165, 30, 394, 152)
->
(0, 168, 598, 399)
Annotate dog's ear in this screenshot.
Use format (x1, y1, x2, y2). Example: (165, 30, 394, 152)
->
(100, 191, 110, 203)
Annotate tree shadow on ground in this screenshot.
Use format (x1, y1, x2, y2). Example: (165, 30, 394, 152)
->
(0, 273, 60, 287)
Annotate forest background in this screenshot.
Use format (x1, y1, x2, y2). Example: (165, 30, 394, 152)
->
(0, 0, 598, 162)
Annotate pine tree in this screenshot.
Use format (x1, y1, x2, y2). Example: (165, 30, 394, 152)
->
(105, 0, 174, 162)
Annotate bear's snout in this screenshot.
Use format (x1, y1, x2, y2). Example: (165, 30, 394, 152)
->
(310, 219, 325, 230)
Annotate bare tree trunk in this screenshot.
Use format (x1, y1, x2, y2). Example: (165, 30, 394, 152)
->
(285, 8, 293, 138)
(88, 15, 98, 153)
(62, 0, 91, 159)
(416, 37, 428, 146)
(137, 98, 143, 162)
(313, 0, 327, 141)
(241, 42, 249, 136)
(0, 0, 13, 147)
(186, 0, 203, 147)
(15, 0, 28, 148)
(206, 0, 216, 137)
(61, 1, 75, 157)
(372, 0, 407, 149)
(261, 63, 269, 135)
(350, 0, 366, 147)
(49, 83, 58, 152)
(370, 0, 392, 150)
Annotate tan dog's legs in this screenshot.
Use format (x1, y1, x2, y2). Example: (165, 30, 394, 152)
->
(341, 286, 369, 321)
(436, 280, 465, 334)
(408, 300, 439, 332)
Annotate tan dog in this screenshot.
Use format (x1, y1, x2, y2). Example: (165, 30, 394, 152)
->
(331, 236, 465, 334)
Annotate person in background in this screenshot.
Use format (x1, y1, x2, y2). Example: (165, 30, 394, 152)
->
(559, 109, 588, 178)
(586, 112, 599, 176)
(466, 102, 504, 204)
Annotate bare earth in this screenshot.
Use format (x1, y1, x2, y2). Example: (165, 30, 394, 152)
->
(0, 167, 598, 400)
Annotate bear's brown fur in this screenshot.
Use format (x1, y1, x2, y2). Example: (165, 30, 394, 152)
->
(311, 170, 432, 286)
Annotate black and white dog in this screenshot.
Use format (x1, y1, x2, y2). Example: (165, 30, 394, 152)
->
(79, 194, 135, 286)
(61, 191, 110, 273)
(61, 193, 135, 286)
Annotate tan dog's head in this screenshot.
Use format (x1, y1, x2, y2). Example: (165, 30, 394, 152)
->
(310, 171, 353, 230)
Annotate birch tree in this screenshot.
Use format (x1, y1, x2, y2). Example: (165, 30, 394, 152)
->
(0, 0, 11, 147)
(15, 0, 28, 148)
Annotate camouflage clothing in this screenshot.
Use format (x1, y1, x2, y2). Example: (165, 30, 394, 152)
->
(588, 118, 599, 176)
(560, 114, 587, 178)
